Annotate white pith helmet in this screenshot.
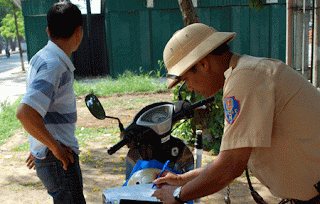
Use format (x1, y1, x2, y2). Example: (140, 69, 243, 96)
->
(163, 23, 236, 89)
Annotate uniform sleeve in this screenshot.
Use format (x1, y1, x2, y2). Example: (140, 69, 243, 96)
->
(20, 60, 60, 118)
(220, 68, 275, 151)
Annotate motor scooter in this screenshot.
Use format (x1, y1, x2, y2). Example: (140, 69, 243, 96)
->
(5, 48, 10, 58)
(85, 92, 213, 177)
(85, 89, 215, 203)
(85, 85, 279, 204)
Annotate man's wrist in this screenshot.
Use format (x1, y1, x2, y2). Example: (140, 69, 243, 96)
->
(173, 186, 187, 203)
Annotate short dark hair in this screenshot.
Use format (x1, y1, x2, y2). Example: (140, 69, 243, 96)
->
(47, 2, 82, 39)
(210, 43, 230, 55)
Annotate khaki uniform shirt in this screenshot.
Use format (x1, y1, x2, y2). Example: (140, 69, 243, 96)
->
(221, 54, 320, 200)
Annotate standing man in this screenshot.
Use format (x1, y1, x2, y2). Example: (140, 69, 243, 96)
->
(16, 2, 86, 203)
(152, 23, 320, 203)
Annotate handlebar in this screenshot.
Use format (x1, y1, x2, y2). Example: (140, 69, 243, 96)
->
(108, 128, 154, 155)
(108, 137, 129, 155)
(107, 95, 215, 155)
(190, 95, 215, 109)
(172, 95, 215, 123)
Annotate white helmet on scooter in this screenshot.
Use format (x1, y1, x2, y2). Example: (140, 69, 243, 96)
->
(127, 168, 161, 186)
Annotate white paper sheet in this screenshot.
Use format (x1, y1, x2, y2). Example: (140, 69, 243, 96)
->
(102, 183, 162, 204)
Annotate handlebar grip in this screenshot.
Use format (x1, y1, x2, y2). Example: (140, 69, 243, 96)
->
(172, 96, 215, 123)
(107, 138, 129, 155)
(190, 95, 215, 109)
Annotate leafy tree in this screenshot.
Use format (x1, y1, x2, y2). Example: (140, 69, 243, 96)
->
(0, 3, 9, 22)
(0, 0, 25, 71)
(0, 11, 24, 41)
(0, 2, 10, 53)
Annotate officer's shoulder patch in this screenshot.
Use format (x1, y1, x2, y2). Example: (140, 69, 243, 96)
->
(224, 96, 240, 125)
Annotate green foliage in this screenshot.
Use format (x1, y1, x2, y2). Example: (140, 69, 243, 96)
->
(12, 142, 29, 151)
(76, 126, 119, 147)
(0, 98, 22, 145)
(0, 3, 10, 22)
(249, 0, 265, 10)
(0, 10, 25, 40)
(155, 60, 166, 78)
(0, 0, 11, 9)
(172, 84, 224, 154)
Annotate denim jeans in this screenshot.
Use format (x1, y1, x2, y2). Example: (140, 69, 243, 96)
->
(35, 150, 86, 204)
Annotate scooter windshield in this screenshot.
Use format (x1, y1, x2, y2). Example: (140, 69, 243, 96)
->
(136, 104, 173, 135)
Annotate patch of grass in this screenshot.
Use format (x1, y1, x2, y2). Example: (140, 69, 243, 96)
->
(101, 97, 167, 110)
(79, 149, 125, 168)
(21, 181, 43, 189)
(74, 71, 167, 97)
(0, 97, 22, 145)
(12, 142, 30, 151)
(79, 152, 105, 168)
(76, 126, 120, 147)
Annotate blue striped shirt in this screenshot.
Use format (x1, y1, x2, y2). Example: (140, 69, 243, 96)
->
(21, 41, 79, 159)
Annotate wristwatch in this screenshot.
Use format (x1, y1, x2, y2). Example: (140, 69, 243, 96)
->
(173, 186, 187, 203)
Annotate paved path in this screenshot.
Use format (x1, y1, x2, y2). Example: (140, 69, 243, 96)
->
(0, 65, 27, 106)
(0, 52, 28, 73)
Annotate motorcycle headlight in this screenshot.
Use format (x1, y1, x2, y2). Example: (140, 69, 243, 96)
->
(136, 104, 173, 135)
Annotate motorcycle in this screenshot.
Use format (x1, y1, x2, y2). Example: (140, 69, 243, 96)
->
(5, 48, 10, 58)
(85, 86, 275, 204)
(85, 89, 215, 203)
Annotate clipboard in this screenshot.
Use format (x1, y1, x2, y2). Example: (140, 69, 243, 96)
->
(120, 199, 163, 203)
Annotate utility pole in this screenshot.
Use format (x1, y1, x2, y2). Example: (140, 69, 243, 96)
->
(85, 0, 94, 75)
(293, 0, 310, 79)
(312, 0, 320, 87)
(286, 0, 294, 67)
(11, 0, 25, 71)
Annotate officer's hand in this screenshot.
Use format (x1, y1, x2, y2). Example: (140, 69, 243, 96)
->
(153, 171, 182, 188)
(152, 185, 179, 204)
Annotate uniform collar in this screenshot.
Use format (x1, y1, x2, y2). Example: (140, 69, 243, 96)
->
(46, 40, 76, 72)
(224, 53, 241, 79)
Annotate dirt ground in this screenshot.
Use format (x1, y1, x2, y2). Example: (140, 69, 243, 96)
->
(0, 91, 283, 204)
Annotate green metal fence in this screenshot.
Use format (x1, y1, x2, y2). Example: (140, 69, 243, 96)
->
(21, 0, 287, 78)
(21, 0, 108, 77)
(104, 0, 287, 78)
(21, 0, 58, 61)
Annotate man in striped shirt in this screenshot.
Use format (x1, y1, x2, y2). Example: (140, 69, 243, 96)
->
(16, 2, 86, 203)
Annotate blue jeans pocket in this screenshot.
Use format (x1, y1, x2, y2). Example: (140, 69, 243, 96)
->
(35, 154, 63, 193)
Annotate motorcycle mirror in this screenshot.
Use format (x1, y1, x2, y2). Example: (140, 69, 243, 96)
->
(85, 94, 106, 120)
(85, 94, 125, 132)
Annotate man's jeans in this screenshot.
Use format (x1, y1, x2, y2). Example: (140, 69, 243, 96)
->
(35, 150, 86, 204)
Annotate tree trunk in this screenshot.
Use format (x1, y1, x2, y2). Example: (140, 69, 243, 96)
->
(177, 0, 200, 138)
(12, 2, 25, 71)
(177, 0, 200, 26)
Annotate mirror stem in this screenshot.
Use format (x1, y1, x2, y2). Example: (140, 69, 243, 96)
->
(119, 122, 124, 132)
(178, 81, 186, 100)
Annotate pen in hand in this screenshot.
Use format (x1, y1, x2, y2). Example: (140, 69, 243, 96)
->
(152, 160, 170, 189)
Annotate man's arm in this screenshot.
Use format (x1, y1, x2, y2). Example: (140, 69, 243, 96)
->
(180, 147, 252, 201)
(16, 103, 73, 170)
(153, 147, 252, 203)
